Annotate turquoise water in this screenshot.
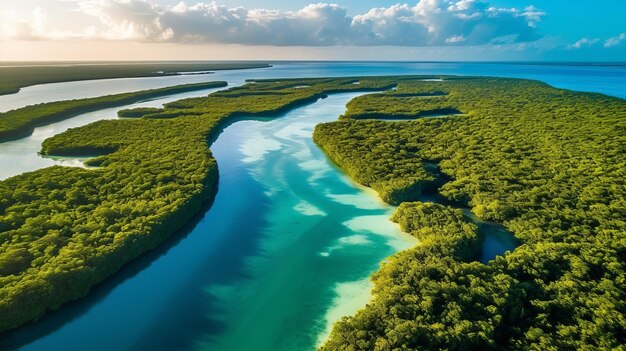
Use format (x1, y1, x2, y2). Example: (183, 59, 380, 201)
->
(1, 92, 417, 351)
(1, 62, 625, 350)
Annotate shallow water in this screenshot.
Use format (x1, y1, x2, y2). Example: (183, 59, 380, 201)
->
(0, 62, 624, 350)
(0, 92, 417, 351)
(0, 86, 226, 180)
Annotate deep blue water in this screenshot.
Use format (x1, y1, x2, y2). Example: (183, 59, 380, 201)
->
(0, 62, 624, 351)
(218, 61, 626, 99)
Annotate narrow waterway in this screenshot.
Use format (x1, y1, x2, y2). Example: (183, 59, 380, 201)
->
(417, 163, 517, 263)
(0, 85, 227, 180)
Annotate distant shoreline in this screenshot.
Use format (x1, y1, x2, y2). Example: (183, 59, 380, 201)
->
(0, 63, 271, 96)
(0, 61, 625, 68)
(0, 61, 273, 68)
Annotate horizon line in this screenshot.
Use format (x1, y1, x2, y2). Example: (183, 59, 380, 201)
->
(1, 60, 625, 66)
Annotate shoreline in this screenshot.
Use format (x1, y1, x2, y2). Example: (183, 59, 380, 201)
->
(312, 100, 420, 349)
(0, 81, 228, 143)
(0, 76, 419, 333)
(0, 63, 272, 97)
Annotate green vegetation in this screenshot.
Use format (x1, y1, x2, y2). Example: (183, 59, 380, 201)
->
(0, 62, 270, 96)
(2, 75, 624, 349)
(0, 81, 227, 142)
(0, 77, 400, 331)
(117, 107, 161, 118)
(315, 77, 626, 350)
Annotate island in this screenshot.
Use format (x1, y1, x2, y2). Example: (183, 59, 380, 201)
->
(0, 82, 227, 142)
(315, 77, 625, 350)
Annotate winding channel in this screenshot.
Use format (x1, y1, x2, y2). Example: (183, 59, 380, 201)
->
(0, 85, 229, 180)
(1, 91, 417, 351)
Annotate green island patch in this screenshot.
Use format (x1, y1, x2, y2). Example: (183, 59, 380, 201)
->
(0, 82, 227, 142)
(314, 77, 626, 350)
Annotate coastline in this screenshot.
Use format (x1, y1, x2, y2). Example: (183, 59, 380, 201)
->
(0, 63, 271, 97)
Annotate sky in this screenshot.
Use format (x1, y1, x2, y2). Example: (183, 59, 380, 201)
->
(0, 0, 624, 61)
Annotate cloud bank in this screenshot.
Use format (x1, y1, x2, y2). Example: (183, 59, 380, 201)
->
(604, 33, 626, 48)
(2, 0, 546, 46)
(567, 37, 600, 50)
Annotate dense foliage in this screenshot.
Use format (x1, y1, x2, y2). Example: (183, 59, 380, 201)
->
(0, 62, 270, 96)
(3, 75, 624, 349)
(315, 77, 626, 350)
(0, 76, 401, 331)
(117, 107, 162, 118)
(0, 82, 227, 142)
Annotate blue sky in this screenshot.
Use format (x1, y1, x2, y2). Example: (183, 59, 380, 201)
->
(134, 0, 626, 42)
(1, 0, 624, 61)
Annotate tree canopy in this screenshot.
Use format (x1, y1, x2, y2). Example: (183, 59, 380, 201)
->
(315, 77, 626, 350)
(0, 81, 227, 142)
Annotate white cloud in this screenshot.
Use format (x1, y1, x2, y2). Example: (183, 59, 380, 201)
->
(520, 5, 545, 28)
(0, 0, 545, 46)
(567, 37, 599, 50)
(445, 34, 466, 43)
(604, 33, 626, 48)
(1, 2, 136, 41)
(1, 7, 93, 41)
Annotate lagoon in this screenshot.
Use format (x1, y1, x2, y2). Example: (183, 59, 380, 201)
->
(0, 92, 418, 351)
